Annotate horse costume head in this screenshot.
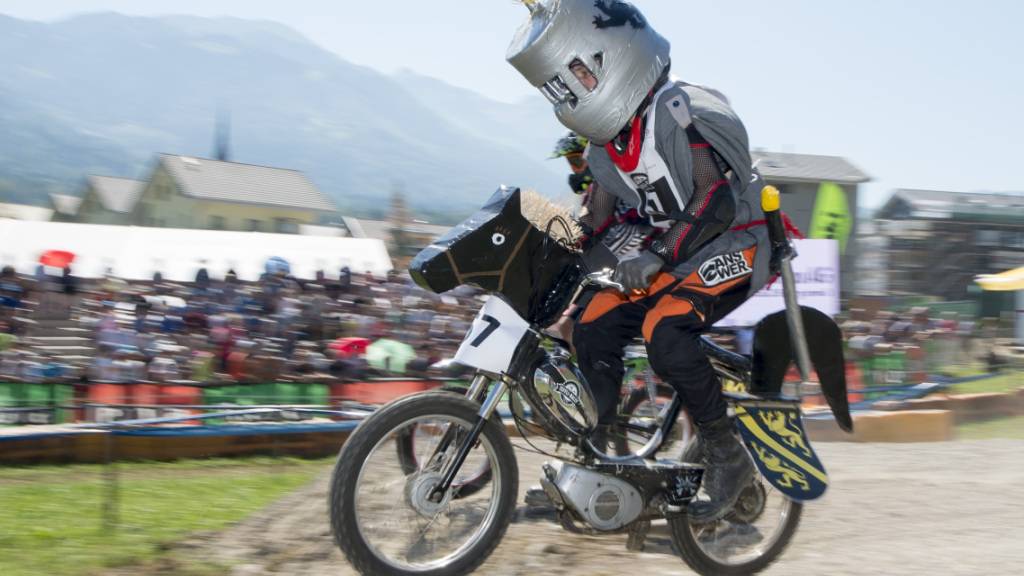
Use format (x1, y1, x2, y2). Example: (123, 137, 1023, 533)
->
(410, 186, 583, 327)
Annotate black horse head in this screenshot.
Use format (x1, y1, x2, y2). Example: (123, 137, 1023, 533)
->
(409, 186, 583, 327)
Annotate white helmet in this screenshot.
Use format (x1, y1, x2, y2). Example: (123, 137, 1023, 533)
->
(507, 0, 670, 145)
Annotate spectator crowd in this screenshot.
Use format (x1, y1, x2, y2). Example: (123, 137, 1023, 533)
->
(1, 264, 481, 386)
(0, 262, 1010, 389)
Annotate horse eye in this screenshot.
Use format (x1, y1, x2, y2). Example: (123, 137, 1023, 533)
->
(491, 233, 507, 246)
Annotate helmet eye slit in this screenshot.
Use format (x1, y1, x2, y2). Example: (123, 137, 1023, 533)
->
(569, 58, 598, 92)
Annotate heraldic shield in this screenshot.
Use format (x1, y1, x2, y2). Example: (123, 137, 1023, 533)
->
(733, 401, 829, 501)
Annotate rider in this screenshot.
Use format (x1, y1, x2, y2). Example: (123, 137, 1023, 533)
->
(508, 0, 772, 522)
(551, 131, 594, 195)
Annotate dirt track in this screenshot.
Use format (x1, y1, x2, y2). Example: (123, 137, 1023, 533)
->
(162, 440, 1024, 575)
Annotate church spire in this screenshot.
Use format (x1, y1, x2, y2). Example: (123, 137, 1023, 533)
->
(214, 108, 231, 161)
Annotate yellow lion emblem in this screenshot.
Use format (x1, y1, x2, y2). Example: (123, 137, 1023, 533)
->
(721, 378, 747, 393)
(752, 443, 810, 491)
(758, 410, 811, 458)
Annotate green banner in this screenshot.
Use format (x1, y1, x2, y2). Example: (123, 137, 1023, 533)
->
(809, 182, 852, 254)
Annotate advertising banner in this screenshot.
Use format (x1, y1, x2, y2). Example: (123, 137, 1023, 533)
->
(716, 239, 840, 328)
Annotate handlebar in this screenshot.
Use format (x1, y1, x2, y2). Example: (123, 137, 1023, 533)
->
(581, 188, 791, 297)
(565, 269, 627, 310)
(583, 270, 626, 293)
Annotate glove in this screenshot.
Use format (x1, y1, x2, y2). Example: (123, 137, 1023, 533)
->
(613, 251, 664, 292)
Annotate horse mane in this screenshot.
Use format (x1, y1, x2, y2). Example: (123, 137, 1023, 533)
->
(519, 189, 582, 250)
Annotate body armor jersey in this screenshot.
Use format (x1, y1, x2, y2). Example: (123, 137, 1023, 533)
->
(585, 80, 773, 297)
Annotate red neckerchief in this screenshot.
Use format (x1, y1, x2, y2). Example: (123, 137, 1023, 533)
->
(605, 114, 644, 172)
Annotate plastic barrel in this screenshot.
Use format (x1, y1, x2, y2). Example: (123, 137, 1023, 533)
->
(306, 383, 329, 406)
(0, 382, 17, 425)
(158, 384, 203, 424)
(52, 384, 74, 424)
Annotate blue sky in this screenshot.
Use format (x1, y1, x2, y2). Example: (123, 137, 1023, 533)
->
(4, 0, 1023, 207)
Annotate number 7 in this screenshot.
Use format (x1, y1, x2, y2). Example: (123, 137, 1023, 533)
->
(470, 315, 501, 347)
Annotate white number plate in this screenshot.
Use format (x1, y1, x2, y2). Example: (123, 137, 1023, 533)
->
(453, 296, 530, 374)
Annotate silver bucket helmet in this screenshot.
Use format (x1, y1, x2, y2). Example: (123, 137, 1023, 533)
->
(507, 0, 670, 145)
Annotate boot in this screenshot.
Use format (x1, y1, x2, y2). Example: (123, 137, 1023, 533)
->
(687, 415, 754, 523)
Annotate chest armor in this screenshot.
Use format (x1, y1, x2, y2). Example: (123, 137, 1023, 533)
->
(610, 83, 683, 230)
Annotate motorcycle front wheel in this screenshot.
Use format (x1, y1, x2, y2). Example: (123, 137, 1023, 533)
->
(395, 384, 497, 499)
(329, 391, 518, 576)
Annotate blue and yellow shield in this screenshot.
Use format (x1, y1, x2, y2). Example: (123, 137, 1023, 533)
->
(733, 402, 829, 501)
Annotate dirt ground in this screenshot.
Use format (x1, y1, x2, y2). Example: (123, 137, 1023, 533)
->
(159, 440, 1024, 576)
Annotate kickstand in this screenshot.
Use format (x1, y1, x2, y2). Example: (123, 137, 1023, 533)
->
(626, 519, 651, 552)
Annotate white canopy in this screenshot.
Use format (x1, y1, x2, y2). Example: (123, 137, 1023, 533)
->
(0, 219, 393, 281)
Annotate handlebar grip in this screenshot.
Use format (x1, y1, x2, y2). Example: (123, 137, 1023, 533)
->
(761, 186, 789, 247)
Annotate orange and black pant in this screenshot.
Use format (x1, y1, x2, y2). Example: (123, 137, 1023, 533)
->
(573, 247, 756, 426)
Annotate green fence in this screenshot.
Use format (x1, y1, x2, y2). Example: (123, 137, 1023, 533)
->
(200, 383, 331, 425)
(0, 382, 341, 427)
(0, 382, 74, 425)
(201, 383, 330, 407)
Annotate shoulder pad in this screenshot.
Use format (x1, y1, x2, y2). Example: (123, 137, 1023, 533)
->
(665, 92, 693, 129)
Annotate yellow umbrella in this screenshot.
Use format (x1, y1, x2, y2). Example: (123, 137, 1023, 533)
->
(975, 267, 1024, 292)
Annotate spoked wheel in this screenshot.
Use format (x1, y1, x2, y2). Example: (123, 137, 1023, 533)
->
(395, 423, 494, 498)
(669, 475, 802, 575)
(395, 386, 494, 498)
(330, 392, 518, 576)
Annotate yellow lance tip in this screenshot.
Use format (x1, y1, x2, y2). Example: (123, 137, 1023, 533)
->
(761, 186, 781, 213)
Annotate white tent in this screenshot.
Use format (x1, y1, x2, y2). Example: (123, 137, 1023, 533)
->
(0, 219, 393, 281)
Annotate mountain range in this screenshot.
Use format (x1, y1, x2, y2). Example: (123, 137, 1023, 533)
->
(0, 13, 569, 222)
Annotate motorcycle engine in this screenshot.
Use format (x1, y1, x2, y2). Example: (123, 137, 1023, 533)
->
(540, 462, 644, 531)
(527, 351, 599, 437)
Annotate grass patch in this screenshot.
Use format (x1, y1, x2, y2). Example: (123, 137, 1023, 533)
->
(957, 415, 1024, 440)
(0, 457, 332, 576)
(947, 371, 1023, 395)
(938, 363, 987, 379)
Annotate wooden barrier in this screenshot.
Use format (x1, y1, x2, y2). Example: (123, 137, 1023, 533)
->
(875, 388, 1024, 425)
(852, 410, 954, 442)
(0, 424, 355, 465)
(806, 409, 954, 443)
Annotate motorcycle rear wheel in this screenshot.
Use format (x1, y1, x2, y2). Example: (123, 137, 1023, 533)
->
(669, 479, 802, 576)
(329, 391, 518, 576)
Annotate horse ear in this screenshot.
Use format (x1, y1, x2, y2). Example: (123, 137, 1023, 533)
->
(481, 186, 522, 219)
(504, 187, 522, 216)
(499, 186, 524, 219)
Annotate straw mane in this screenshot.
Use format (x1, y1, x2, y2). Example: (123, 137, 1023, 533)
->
(520, 189, 582, 249)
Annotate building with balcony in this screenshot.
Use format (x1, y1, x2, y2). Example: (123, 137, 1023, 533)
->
(875, 189, 1024, 300)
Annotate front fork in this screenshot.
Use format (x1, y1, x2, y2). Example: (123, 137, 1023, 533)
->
(429, 374, 507, 501)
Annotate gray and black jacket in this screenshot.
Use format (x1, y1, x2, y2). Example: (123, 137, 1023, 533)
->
(584, 80, 773, 297)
